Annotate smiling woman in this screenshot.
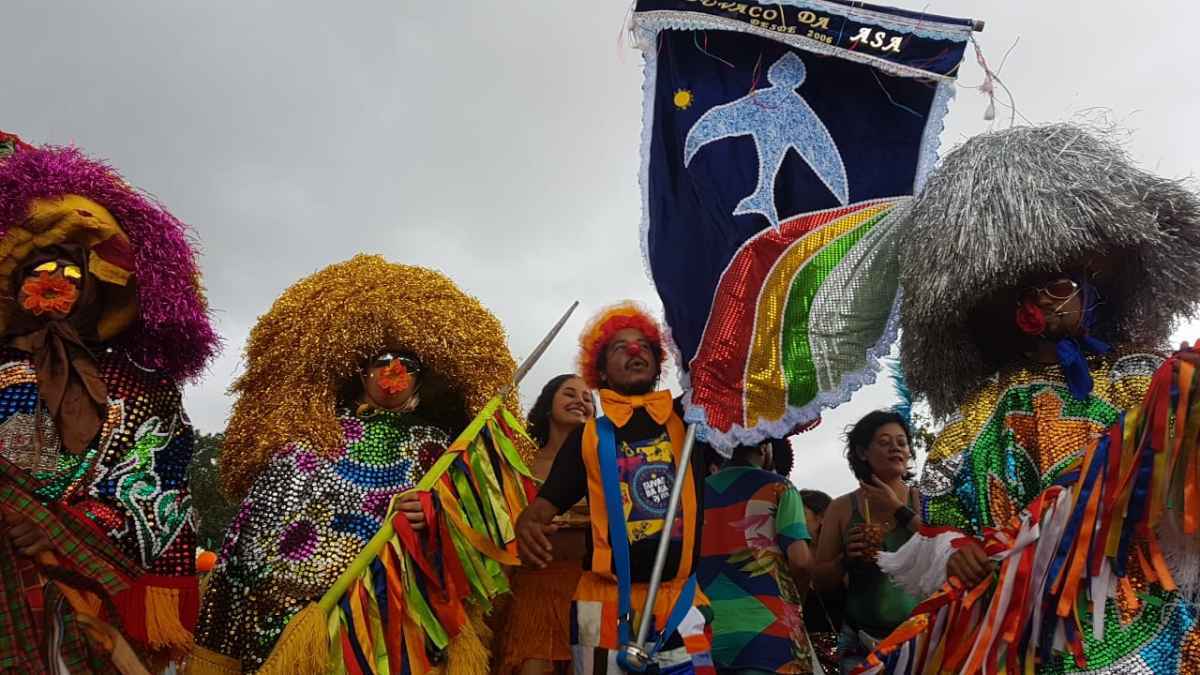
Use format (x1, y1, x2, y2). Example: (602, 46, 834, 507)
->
(496, 373, 593, 675)
(810, 410, 922, 673)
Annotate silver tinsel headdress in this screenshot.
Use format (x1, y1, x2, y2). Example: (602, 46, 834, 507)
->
(899, 124, 1200, 417)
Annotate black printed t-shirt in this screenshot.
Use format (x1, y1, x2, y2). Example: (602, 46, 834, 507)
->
(538, 403, 706, 583)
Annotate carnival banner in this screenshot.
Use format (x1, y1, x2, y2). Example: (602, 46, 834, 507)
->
(634, 0, 977, 450)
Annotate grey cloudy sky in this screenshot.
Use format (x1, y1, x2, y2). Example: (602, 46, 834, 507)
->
(4, 1, 1198, 497)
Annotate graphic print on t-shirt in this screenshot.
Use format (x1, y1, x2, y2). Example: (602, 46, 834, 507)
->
(618, 432, 683, 544)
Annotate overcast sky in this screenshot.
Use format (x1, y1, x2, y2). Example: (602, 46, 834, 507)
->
(4, 1, 1198, 497)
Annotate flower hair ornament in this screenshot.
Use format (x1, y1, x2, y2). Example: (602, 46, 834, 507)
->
(1015, 300, 1046, 336)
(357, 352, 423, 416)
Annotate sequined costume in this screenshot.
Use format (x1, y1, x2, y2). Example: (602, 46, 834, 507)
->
(0, 345, 198, 565)
(921, 351, 1157, 536)
(0, 136, 218, 672)
(190, 255, 526, 675)
(919, 352, 1189, 673)
(195, 411, 446, 670)
(857, 125, 1200, 673)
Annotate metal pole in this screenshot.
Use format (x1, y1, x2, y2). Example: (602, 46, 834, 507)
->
(508, 301, 579, 392)
(846, 2, 982, 31)
(627, 423, 698, 661)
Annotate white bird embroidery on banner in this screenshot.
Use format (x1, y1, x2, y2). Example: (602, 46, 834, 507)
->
(685, 51, 849, 228)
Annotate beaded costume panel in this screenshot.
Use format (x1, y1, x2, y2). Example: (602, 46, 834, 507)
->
(921, 351, 1158, 535)
(194, 411, 447, 671)
(918, 350, 1200, 673)
(0, 347, 197, 576)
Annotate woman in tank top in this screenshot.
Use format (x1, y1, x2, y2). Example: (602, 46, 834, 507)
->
(810, 410, 922, 674)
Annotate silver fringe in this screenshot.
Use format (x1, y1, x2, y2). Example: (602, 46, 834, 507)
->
(899, 123, 1200, 417)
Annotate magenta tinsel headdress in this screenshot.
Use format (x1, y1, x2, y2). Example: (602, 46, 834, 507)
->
(0, 145, 219, 381)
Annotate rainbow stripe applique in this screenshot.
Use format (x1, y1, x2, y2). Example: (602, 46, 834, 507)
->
(688, 198, 906, 436)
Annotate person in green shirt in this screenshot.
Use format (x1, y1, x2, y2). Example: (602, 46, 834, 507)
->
(810, 411, 921, 674)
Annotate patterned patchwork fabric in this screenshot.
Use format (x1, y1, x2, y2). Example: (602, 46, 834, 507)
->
(699, 466, 813, 673)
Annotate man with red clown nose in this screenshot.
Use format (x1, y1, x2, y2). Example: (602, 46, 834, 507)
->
(516, 302, 715, 674)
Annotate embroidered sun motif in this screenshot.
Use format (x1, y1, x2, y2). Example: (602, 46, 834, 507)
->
(673, 89, 694, 110)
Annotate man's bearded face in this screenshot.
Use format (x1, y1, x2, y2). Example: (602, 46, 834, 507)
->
(602, 327, 659, 395)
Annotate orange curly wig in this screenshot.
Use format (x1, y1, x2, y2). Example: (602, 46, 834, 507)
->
(577, 301, 666, 389)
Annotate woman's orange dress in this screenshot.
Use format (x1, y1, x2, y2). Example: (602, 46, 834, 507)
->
(495, 505, 588, 674)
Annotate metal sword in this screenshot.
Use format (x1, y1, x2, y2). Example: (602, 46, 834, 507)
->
(508, 300, 580, 392)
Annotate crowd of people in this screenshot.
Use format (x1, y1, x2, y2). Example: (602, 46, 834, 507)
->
(504, 362, 928, 675)
(3, 118, 1200, 675)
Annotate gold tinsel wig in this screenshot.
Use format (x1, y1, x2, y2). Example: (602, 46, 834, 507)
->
(220, 255, 519, 499)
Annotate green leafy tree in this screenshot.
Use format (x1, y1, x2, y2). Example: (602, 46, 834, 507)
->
(908, 407, 939, 455)
(188, 431, 239, 551)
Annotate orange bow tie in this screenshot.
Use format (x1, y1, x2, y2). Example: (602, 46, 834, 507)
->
(599, 389, 674, 428)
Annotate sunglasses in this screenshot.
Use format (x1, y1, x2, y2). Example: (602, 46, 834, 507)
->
(369, 352, 422, 374)
(1022, 277, 1107, 320)
(30, 260, 83, 280)
(1021, 278, 1079, 303)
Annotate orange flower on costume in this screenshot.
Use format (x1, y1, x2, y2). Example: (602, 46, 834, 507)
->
(376, 360, 412, 395)
(20, 272, 79, 316)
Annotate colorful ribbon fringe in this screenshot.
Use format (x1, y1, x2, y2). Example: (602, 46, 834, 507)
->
(261, 396, 537, 675)
(856, 352, 1200, 674)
